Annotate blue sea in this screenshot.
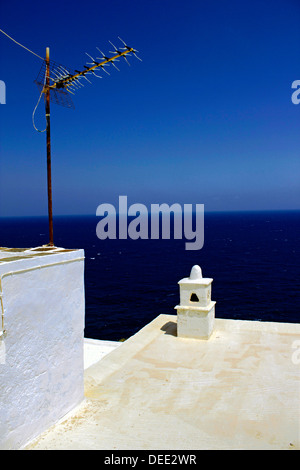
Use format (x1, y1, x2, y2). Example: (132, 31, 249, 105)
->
(0, 210, 299, 340)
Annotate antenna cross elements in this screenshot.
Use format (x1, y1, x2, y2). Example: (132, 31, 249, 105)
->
(36, 37, 141, 104)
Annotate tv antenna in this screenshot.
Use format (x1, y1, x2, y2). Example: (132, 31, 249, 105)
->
(33, 38, 141, 246)
(0, 29, 141, 246)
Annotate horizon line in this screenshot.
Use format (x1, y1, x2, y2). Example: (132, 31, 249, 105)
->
(0, 208, 299, 219)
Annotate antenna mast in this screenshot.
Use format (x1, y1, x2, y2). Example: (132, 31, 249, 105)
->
(45, 47, 53, 246)
(34, 37, 141, 246)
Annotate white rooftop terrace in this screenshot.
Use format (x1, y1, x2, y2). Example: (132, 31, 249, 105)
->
(27, 314, 300, 450)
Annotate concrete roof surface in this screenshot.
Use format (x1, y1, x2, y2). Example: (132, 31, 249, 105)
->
(27, 314, 300, 450)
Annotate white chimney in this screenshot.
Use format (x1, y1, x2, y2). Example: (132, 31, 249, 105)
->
(175, 265, 216, 339)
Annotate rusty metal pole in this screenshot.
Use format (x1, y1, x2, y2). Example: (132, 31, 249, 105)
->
(45, 47, 54, 246)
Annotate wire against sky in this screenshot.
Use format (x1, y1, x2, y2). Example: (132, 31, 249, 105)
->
(0, 27, 44, 60)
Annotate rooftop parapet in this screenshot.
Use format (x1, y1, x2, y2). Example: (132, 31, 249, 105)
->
(0, 246, 85, 450)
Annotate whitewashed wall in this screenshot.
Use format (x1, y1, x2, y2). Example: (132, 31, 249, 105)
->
(0, 248, 85, 449)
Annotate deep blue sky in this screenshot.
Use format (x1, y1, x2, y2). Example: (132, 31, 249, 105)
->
(0, 0, 299, 216)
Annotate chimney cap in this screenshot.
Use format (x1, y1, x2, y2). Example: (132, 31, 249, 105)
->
(189, 265, 202, 280)
(178, 265, 213, 286)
